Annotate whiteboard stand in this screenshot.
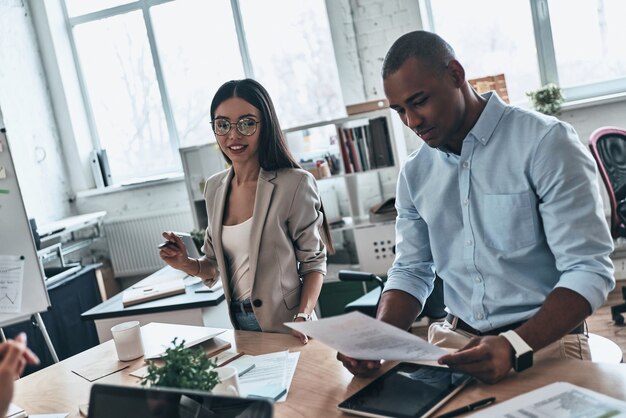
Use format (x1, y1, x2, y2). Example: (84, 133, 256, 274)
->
(34, 313, 59, 363)
(0, 315, 59, 363)
(0, 128, 58, 363)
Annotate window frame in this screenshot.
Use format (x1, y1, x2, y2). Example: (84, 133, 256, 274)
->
(61, 0, 255, 180)
(421, 0, 626, 103)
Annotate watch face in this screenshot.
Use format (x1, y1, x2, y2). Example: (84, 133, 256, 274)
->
(514, 351, 533, 372)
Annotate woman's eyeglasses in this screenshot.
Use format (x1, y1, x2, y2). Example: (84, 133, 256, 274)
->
(211, 118, 260, 136)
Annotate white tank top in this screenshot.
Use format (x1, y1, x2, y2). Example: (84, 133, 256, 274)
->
(221, 217, 253, 301)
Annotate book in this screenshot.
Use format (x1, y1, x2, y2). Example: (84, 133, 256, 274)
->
(336, 127, 353, 173)
(122, 279, 185, 307)
(344, 128, 361, 172)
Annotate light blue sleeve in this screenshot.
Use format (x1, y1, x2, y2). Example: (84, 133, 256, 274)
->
(385, 165, 436, 310)
(531, 122, 615, 311)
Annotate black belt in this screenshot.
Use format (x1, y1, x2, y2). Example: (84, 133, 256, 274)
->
(445, 314, 584, 336)
(231, 300, 254, 314)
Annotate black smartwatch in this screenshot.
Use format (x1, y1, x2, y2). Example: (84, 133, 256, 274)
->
(500, 330, 533, 372)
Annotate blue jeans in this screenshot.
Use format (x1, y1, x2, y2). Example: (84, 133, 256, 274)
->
(231, 300, 262, 331)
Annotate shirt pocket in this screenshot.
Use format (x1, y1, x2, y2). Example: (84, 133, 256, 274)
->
(483, 192, 536, 251)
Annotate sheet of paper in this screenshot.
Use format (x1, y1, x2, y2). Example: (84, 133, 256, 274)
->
(285, 311, 447, 361)
(472, 382, 626, 417)
(71, 360, 129, 382)
(230, 351, 299, 402)
(0, 255, 24, 314)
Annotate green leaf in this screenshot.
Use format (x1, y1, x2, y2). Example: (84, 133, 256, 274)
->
(140, 337, 219, 391)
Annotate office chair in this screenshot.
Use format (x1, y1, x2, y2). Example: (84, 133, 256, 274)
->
(589, 126, 626, 324)
(339, 270, 446, 321)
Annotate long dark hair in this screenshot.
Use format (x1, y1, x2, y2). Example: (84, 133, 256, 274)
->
(210, 79, 334, 253)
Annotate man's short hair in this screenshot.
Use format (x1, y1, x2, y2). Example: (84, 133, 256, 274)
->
(382, 31, 456, 79)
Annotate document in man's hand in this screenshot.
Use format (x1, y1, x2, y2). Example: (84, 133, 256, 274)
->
(285, 311, 447, 361)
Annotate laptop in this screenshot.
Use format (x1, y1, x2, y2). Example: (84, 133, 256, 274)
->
(87, 383, 273, 418)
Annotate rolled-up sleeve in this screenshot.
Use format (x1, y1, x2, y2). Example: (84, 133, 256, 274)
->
(532, 123, 615, 311)
(288, 172, 327, 276)
(385, 166, 436, 309)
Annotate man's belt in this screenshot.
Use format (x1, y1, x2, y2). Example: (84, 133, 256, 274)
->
(445, 313, 584, 336)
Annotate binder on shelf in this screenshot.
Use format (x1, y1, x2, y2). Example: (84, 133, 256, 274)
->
(90, 150, 105, 189)
(97, 149, 113, 187)
(369, 117, 394, 168)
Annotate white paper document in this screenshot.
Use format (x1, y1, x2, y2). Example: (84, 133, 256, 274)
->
(0, 255, 24, 314)
(285, 311, 447, 361)
(472, 382, 626, 417)
(229, 350, 300, 402)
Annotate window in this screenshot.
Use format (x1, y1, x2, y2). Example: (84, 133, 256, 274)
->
(421, 0, 626, 104)
(64, 0, 344, 184)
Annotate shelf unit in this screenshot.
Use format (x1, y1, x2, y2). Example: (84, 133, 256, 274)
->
(180, 108, 409, 276)
(283, 107, 408, 277)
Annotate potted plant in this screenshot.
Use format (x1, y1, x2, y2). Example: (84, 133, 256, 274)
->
(526, 83, 564, 115)
(140, 338, 219, 391)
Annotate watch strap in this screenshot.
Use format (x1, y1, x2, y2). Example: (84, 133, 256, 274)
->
(293, 312, 311, 321)
(499, 330, 532, 354)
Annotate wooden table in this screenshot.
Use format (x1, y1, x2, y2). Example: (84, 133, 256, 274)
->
(13, 326, 626, 417)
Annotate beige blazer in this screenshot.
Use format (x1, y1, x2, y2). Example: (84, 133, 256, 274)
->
(201, 167, 326, 333)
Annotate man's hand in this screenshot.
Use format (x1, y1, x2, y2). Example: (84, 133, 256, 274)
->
(336, 352, 381, 377)
(437, 335, 514, 384)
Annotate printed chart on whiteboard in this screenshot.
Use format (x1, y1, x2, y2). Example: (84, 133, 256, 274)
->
(0, 255, 25, 314)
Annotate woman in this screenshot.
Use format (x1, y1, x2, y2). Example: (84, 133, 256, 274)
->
(160, 79, 333, 343)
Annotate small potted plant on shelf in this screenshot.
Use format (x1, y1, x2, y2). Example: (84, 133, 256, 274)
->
(190, 229, 205, 255)
(526, 83, 564, 115)
(141, 338, 219, 391)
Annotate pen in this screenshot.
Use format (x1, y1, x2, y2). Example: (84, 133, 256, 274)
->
(436, 397, 496, 418)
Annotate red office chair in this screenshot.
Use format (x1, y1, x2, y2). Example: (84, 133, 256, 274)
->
(589, 126, 626, 324)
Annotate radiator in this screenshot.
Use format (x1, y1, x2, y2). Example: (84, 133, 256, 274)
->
(104, 209, 195, 277)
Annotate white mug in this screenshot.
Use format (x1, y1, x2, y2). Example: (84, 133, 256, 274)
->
(213, 366, 240, 396)
(111, 321, 144, 361)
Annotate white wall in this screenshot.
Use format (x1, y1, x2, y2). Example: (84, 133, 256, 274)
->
(0, 0, 72, 224)
(5, 0, 626, 226)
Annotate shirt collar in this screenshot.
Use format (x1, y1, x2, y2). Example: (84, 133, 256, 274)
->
(468, 91, 507, 146)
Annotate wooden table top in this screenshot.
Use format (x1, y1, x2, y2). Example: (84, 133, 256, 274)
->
(13, 326, 626, 417)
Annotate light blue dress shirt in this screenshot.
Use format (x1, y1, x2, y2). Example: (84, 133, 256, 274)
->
(385, 92, 615, 332)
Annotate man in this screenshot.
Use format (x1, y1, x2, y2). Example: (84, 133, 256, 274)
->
(338, 30, 614, 383)
(0, 333, 39, 416)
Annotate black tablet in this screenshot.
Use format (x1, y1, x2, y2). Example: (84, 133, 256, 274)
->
(338, 363, 473, 418)
(87, 383, 273, 418)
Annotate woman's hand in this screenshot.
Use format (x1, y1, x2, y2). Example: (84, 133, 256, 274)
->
(159, 231, 192, 272)
(292, 317, 309, 344)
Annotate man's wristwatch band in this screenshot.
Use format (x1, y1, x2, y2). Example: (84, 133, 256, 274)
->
(499, 330, 533, 372)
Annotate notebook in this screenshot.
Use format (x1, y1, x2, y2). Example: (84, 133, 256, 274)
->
(87, 383, 273, 418)
(121, 278, 186, 307)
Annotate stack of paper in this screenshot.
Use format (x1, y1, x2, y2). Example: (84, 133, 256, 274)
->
(227, 350, 300, 402)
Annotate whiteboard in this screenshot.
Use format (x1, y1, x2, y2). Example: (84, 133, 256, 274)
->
(0, 129, 50, 327)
